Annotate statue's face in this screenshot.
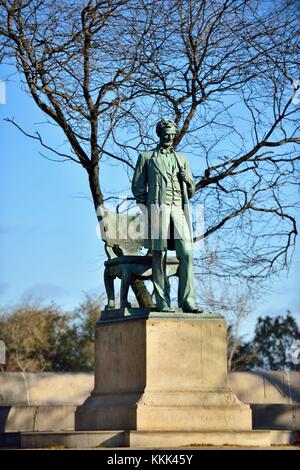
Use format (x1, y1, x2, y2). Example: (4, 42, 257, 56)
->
(160, 129, 176, 148)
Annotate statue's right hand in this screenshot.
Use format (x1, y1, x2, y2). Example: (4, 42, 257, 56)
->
(138, 202, 147, 212)
(179, 168, 189, 183)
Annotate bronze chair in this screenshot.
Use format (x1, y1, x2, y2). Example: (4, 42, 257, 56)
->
(99, 207, 179, 310)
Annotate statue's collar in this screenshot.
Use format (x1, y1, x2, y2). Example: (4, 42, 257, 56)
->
(155, 145, 175, 155)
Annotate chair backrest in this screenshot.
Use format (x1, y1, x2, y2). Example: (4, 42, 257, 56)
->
(98, 207, 144, 259)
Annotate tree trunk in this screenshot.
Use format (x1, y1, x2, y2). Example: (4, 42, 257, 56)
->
(131, 279, 155, 308)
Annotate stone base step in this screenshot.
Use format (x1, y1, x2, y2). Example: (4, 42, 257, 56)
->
(1, 429, 298, 449)
(128, 430, 272, 447)
(1, 429, 299, 449)
(270, 430, 300, 446)
(0, 431, 125, 449)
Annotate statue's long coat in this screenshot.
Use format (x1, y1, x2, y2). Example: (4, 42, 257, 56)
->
(131, 148, 195, 251)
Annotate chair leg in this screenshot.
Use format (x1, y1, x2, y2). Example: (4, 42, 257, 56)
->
(120, 268, 132, 308)
(104, 266, 115, 309)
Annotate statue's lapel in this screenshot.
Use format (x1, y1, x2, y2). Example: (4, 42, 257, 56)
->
(151, 149, 168, 180)
(174, 151, 184, 170)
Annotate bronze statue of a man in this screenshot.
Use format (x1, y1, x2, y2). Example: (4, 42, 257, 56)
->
(132, 119, 203, 313)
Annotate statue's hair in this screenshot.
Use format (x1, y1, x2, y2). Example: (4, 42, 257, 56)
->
(156, 119, 178, 137)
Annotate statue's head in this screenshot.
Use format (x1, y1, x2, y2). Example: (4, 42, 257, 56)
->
(156, 119, 178, 149)
(156, 119, 178, 138)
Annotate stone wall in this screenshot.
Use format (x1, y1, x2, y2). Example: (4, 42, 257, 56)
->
(0, 372, 93, 406)
(0, 371, 299, 431)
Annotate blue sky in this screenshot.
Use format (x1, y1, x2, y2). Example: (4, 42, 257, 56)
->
(0, 71, 299, 339)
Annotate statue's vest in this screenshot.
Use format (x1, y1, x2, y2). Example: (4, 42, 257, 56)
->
(163, 151, 182, 206)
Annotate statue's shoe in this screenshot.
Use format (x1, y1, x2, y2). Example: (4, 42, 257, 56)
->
(182, 306, 204, 314)
(121, 302, 132, 308)
(157, 304, 175, 313)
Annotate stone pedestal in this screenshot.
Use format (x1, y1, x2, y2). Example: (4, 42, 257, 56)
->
(75, 310, 252, 431)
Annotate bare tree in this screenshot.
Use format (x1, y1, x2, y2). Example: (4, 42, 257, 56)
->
(194, 251, 258, 369)
(0, 0, 299, 302)
(121, 0, 300, 280)
(0, 0, 155, 305)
